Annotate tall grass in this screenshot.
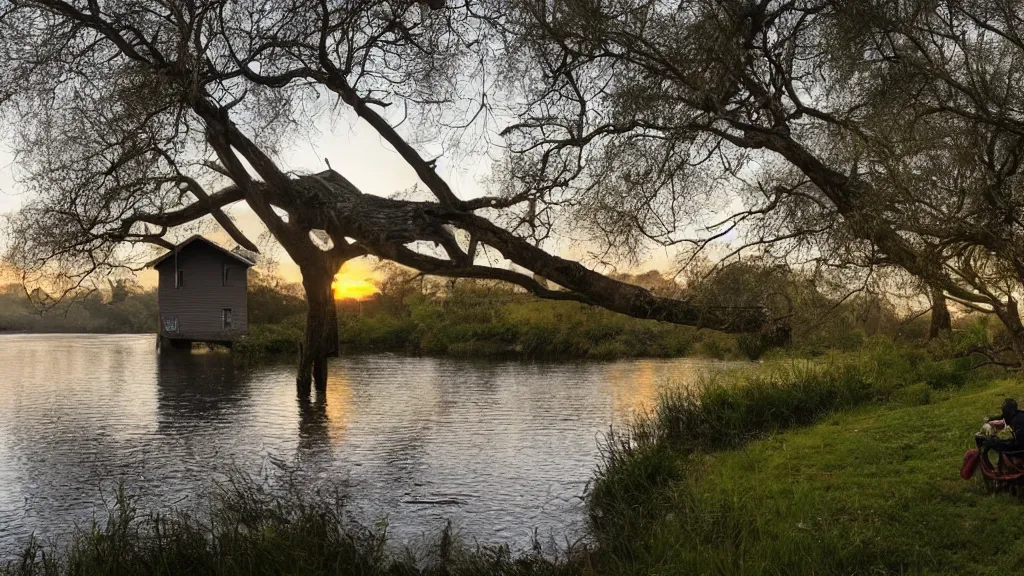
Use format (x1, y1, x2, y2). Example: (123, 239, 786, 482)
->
(3, 475, 586, 576)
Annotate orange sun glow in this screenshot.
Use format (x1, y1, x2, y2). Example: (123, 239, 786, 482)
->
(332, 263, 379, 301)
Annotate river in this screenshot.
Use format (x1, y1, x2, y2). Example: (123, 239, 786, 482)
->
(0, 333, 740, 555)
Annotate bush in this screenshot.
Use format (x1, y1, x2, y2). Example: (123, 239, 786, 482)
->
(235, 318, 304, 359)
(340, 314, 419, 351)
(690, 333, 738, 359)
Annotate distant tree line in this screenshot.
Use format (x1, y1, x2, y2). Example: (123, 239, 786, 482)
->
(3, 259, 1008, 362)
(241, 261, 979, 361)
(0, 280, 157, 333)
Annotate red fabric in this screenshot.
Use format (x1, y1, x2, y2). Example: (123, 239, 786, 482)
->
(962, 448, 980, 479)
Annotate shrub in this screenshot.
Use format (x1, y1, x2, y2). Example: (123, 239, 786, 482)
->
(235, 318, 304, 359)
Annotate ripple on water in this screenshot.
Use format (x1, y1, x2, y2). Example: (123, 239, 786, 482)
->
(0, 333, 740, 555)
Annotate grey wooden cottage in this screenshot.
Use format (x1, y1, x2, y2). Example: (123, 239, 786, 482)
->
(147, 236, 255, 349)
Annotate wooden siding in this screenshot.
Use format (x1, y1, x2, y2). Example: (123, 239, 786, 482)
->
(156, 242, 249, 342)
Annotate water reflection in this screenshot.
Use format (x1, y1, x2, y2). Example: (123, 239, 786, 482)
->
(606, 359, 666, 418)
(297, 396, 330, 453)
(319, 373, 353, 445)
(0, 335, 741, 555)
(0, 335, 161, 550)
(156, 350, 244, 432)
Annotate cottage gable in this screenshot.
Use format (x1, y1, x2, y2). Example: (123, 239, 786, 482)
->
(150, 237, 254, 345)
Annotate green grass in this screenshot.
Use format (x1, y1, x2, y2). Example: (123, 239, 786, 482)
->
(630, 379, 1024, 575)
(583, 341, 1002, 575)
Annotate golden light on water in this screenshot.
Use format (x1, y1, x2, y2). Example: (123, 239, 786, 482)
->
(322, 373, 353, 443)
(332, 260, 379, 301)
(607, 360, 660, 417)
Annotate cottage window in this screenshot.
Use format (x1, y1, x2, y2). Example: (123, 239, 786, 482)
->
(222, 265, 231, 286)
(175, 270, 184, 288)
(222, 308, 233, 329)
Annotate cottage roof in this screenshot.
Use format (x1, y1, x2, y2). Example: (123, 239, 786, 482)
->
(145, 235, 256, 269)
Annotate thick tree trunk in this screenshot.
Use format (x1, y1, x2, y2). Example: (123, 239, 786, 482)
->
(297, 266, 339, 397)
(993, 300, 1024, 366)
(928, 287, 951, 339)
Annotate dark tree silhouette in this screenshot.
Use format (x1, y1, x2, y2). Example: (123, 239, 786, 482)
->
(0, 0, 769, 394)
(493, 0, 1024, 364)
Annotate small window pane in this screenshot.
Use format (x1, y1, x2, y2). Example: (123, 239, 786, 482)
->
(222, 308, 233, 329)
(176, 270, 184, 288)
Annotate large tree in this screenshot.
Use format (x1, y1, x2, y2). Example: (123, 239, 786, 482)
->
(493, 0, 1024, 364)
(0, 0, 769, 395)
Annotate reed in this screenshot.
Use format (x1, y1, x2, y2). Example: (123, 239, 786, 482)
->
(3, 475, 586, 576)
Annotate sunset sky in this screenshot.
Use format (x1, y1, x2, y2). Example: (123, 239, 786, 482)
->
(331, 260, 380, 300)
(0, 109, 486, 294)
(0, 107, 678, 295)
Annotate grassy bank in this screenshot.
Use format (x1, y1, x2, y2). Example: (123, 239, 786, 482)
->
(6, 340, 1010, 575)
(652, 379, 1024, 575)
(237, 294, 773, 362)
(584, 341, 1014, 575)
(338, 296, 730, 360)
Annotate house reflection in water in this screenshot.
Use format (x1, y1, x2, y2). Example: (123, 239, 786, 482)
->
(155, 349, 245, 435)
(155, 350, 353, 449)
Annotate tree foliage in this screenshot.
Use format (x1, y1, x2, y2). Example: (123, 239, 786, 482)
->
(0, 0, 774, 391)
(492, 0, 1024, 364)
(7, 0, 1024, 375)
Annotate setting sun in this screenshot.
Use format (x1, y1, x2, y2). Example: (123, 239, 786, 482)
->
(332, 261, 379, 301)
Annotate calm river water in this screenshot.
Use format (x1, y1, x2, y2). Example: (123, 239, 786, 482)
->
(0, 333, 738, 555)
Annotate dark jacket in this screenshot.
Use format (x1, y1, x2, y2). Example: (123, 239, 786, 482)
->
(989, 410, 1024, 451)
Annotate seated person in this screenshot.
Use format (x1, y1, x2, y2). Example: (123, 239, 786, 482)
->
(979, 398, 1024, 451)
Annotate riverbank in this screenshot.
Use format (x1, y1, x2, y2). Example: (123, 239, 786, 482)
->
(235, 302, 766, 362)
(0, 287, 157, 334)
(4, 340, 1012, 575)
(653, 378, 1022, 574)
(582, 341, 1015, 575)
